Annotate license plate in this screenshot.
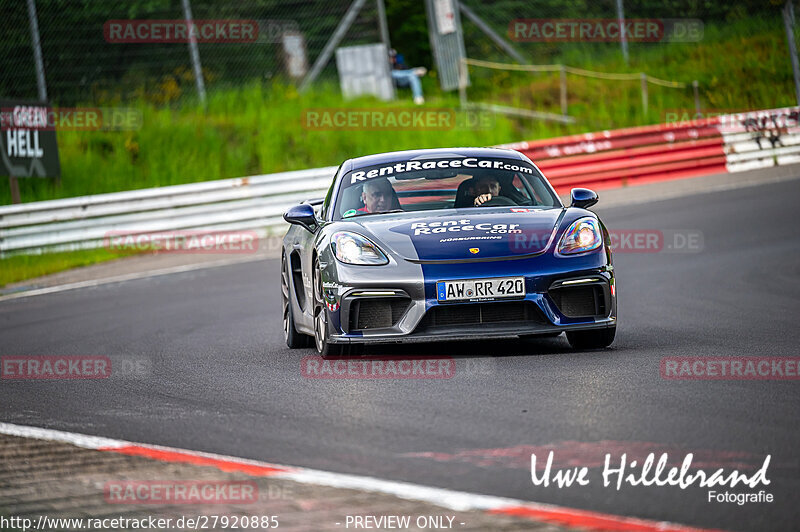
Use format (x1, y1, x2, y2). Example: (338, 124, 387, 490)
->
(436, 277, 525, 302)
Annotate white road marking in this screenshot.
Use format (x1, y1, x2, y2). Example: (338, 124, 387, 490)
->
(0, 421, 126, 449)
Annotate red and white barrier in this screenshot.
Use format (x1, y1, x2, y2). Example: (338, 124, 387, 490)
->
(498, 107, 800, 194)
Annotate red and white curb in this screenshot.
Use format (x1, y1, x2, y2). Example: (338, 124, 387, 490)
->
(0, 422, 723, 532)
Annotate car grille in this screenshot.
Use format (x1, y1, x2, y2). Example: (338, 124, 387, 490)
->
(416, 301, 546, 330)
(549, 285, 606, 318)
(350, 298, 411, 330)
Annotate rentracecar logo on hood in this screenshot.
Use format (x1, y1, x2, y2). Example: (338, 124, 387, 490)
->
(382, 211, 562, 261)
(409, 219, 521, 236)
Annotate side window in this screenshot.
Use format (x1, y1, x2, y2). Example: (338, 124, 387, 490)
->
(322, 164, 343, 220)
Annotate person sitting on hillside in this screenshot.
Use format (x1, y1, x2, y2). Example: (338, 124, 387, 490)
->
(390, 48, 427, 105)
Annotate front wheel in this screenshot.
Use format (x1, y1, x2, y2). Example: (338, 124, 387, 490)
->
(566, 326, 616, 349)
(312, 259, 343, 358)
(282, 253, 312, 349)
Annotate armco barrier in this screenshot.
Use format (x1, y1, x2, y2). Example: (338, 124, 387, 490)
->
(1, 107, 798, 256)
(0, 167, 336, 257)
(498, 106, 800, 194)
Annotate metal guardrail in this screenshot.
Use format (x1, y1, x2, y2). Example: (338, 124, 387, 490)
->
(2, 106, 798, 257)
(0, 166, 336, 257)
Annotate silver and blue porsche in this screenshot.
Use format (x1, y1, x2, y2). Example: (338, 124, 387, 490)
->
(281, 147, 616, 356)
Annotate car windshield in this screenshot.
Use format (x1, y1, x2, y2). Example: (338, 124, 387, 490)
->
(332, 156, 561, 220)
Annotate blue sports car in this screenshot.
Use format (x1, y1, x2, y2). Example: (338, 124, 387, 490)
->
(282, 147, 616, 356)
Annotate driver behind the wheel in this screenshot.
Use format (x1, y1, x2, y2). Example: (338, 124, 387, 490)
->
(358, 177, 396, 213)
(472, 175, 502, 206)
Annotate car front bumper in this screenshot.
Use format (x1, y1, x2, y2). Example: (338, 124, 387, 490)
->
(319, 252, 616, 345)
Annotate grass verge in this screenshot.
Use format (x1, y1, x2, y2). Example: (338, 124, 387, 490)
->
(0, 18, 793, 284)
(0, 248, 140, 289)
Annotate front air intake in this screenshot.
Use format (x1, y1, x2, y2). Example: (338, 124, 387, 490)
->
(350, 298, 411, 330)
(416, 301, 547, 330)
(549, 285, 606, 318)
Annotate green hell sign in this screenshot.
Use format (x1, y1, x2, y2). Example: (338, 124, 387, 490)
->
(1, 100, 61, 179)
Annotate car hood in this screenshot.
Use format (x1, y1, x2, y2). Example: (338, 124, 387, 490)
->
(351, 207, 566, 262)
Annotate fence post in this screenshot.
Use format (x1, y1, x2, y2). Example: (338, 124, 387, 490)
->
(693, 80, 701, 115)
(783, 0, 800, 106)
(9, 177, 21, 204)
(458, 58, 468, 108)
(615, 0, 629, 65)
(560, 65, 567, 116)
(181, 0, 207, 107)
(26, 0, 47, 102)
(459, 3, 528, 64)
(640, 73, 648, 118)
(299, 0, 367, 93)
(376, 0, 391, 53)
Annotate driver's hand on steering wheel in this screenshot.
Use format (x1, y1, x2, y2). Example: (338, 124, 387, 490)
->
(474, 193, 493, 206)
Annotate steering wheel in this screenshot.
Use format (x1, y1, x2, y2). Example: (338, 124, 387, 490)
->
(478, 196, 517, 207)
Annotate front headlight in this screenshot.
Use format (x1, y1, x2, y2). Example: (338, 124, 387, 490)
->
(331, 231, 389, 265)
(557, 217, 602, 255)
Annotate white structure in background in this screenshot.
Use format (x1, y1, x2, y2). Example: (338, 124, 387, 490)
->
(282, 32, 308, 80)
(433, 0, 457, 34)
(335, 43, 395, 101)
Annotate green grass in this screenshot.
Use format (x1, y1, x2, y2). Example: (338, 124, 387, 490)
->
(0, 17, 794, 284)
(467, 17, 794, 132)
(0, 248, 140, 288)
(2, 18, 792, 206)
(4, 84, 522, 205)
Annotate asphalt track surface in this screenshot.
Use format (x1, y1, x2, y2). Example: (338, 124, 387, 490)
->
(1, 177, 799, 531)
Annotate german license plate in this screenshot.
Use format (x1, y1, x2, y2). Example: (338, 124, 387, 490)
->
(436, 277, 525, 302)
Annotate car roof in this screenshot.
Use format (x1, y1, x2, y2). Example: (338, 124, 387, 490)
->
(341, 147, 527, 173)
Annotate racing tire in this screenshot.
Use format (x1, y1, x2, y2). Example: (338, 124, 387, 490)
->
(566, 326, 616, 349)
(282, 253, 312, 349)
(313, 258, 344, 358)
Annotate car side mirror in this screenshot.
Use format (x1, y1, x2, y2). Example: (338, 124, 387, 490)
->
(571, 188, 598, 209)
(283, 203, 317, 232)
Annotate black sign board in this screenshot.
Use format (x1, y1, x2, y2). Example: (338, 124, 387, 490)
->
(0, 99, 61, 179)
